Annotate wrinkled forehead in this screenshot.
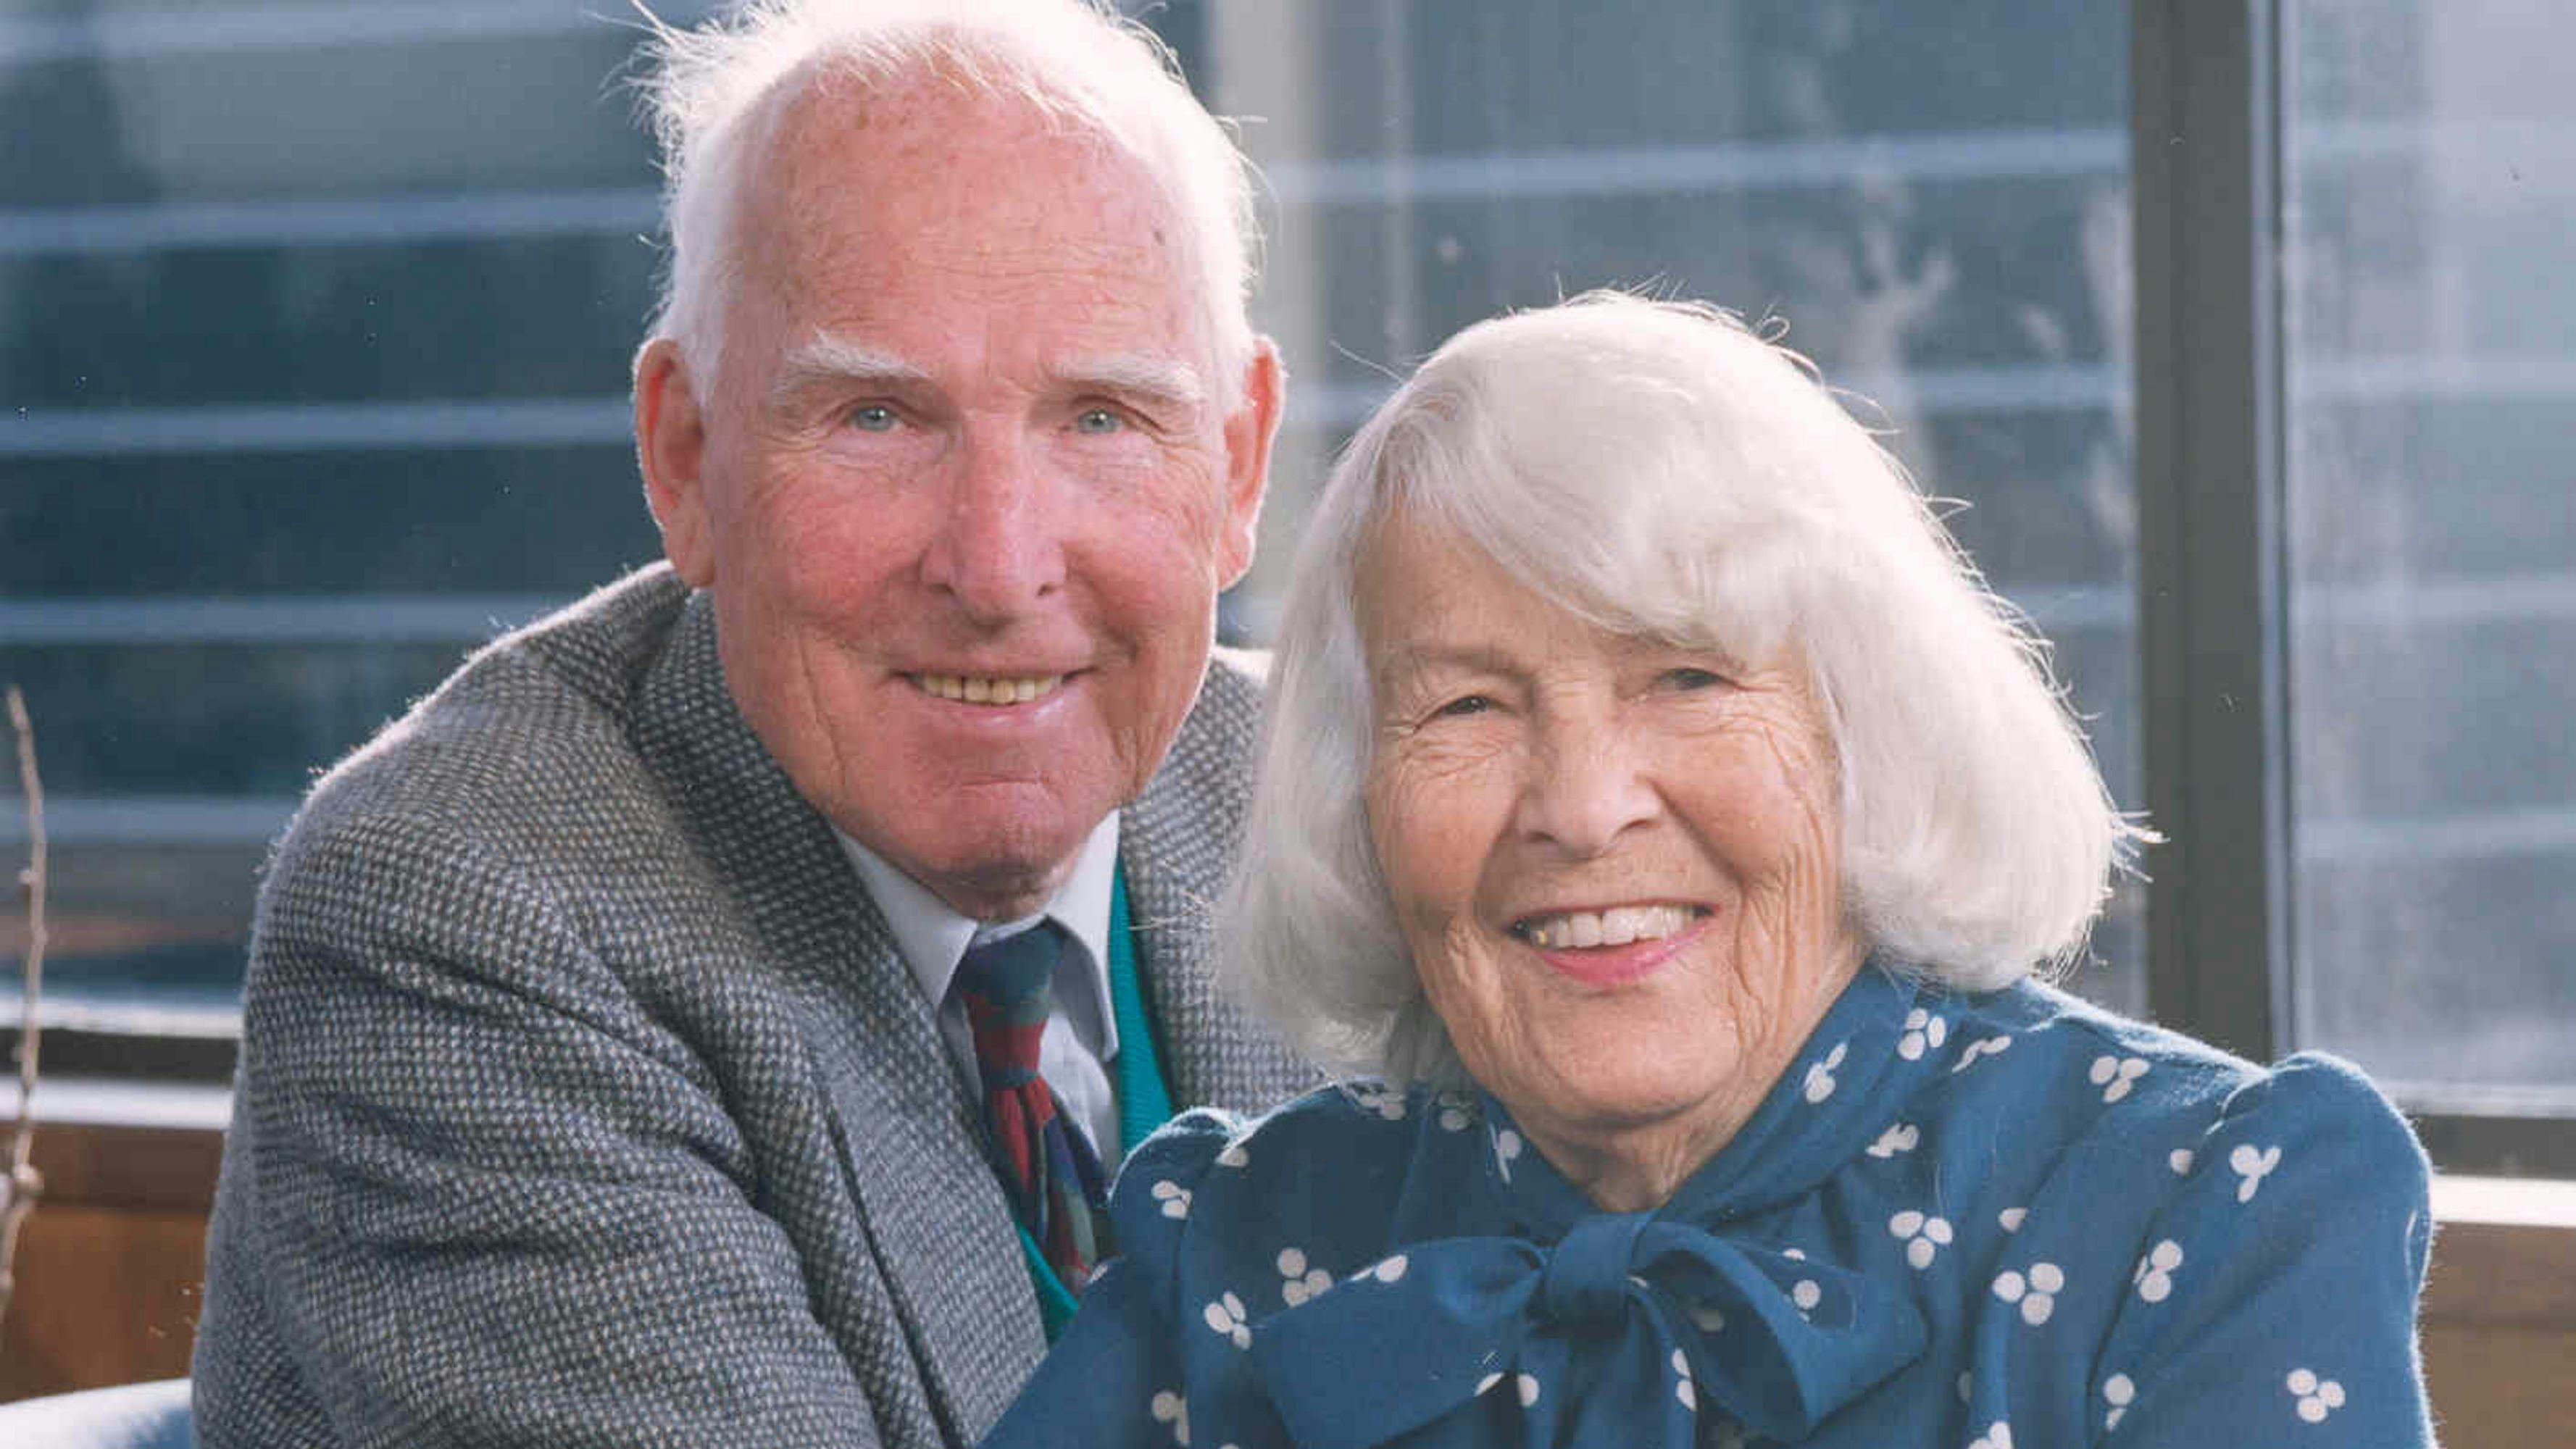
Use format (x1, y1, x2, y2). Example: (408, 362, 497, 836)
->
(726, 69, 1214, 364)
(1349, 503, 1741, 689)
(1354, 414, 1775, 672)
(760, 71, 1122, 240)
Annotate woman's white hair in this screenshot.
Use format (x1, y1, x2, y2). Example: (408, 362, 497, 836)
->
(1223, 291, 2151, 1085)
(634, 0, 1259, 395)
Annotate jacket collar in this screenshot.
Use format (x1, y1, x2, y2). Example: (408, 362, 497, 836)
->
(630, 588, 1044, 1440)
(628, 593, 1309, 1439)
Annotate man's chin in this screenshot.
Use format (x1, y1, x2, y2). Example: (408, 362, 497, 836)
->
(875, 816, 1093, 921)
(915, 859, 1077, 922)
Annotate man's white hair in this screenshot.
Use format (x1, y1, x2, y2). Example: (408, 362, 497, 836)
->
(1222, 291, 2151, 1085)
(635, 0, 1259, 395)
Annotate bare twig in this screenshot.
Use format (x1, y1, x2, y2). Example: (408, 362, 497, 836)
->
(0, 685, 47, 1335)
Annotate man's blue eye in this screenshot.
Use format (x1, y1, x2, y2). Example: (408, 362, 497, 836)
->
(1074, 407, 1123, 434)
(849, 404, 898, 433)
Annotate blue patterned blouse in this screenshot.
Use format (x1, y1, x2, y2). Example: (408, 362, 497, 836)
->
(981, 963, 2435, 1448)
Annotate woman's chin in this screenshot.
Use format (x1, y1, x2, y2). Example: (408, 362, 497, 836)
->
(1499, 1062, 1743, 1164)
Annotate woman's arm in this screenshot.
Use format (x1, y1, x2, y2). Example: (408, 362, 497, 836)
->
(2085, 1053, 2434, 1448)
(980, 1109, 1245, 1448)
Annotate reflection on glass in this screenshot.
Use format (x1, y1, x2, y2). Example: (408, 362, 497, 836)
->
(1209, 0, 2143, 1010)
(0, 13, 665, 1027)
(3, 1, 2141, 1027)
(2285, 0, 2576, 1108)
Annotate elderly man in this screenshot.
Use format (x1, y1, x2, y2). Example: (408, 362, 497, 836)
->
(192, 2, 1309, 1445)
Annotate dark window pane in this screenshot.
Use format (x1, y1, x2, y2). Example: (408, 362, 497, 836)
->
(5, 447, 659, 596)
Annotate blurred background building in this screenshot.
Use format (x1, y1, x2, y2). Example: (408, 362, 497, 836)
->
(0, 0, 2566, 1156)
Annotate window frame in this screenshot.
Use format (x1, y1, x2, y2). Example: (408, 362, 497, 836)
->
(2130, 0, 2575, 1177)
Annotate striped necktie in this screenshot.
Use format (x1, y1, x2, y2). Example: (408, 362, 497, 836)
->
(954, 921, 1112, 1288)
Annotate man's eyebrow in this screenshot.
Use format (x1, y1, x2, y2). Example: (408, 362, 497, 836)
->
(768, 335, 931, 408)
(1058, 353, 1208, 413)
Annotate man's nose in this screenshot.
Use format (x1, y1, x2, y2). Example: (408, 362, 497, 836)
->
(920, 430, 1067, 621)
(1514, 711, 1660, 856)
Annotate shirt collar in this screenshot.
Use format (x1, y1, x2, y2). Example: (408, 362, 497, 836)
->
(833, 815, 1122, 1056)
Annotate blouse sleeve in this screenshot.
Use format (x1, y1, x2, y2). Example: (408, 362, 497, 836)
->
(977, 1110, 1243, 1449)
(2086, 1053, 2435, 1448)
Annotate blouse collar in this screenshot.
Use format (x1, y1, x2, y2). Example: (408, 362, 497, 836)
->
(1252, 959, 1941, 1449)
(1473, 959, 1938, 1235)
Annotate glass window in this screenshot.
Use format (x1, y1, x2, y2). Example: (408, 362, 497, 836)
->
(1208, 0, 2145, 1011)
(1, 1, 675, 1035)
(2283, 0, 2576, 1112)
(10, 3, 2139, 1041)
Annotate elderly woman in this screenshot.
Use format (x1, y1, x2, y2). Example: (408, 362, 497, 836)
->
(983, 293, 2433, 1448)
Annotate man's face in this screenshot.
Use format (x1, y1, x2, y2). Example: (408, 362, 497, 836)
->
(638, 79, 1279, 921)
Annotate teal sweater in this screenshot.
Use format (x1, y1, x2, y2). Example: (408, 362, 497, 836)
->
(1017, 868, 1175, 1337)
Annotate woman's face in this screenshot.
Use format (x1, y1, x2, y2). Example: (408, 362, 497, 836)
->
(1359, 514, 1862, 1198)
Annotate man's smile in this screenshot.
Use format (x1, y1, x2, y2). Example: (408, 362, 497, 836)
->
(907, 672, 1068, 704)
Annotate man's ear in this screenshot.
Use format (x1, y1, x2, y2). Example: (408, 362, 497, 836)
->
(635, 338, 717, 587)
(1216, 337, 1284, 589)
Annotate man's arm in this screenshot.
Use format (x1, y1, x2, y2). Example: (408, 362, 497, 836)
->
(196, 817, 893, 1449)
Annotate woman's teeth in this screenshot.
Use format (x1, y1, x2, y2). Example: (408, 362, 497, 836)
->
(1515, 904, 1698, 949)
(913, 673, 1063, 704)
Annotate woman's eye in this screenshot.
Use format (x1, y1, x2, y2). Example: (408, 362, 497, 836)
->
(1661, 667, 1727, 692)
(849, 404, 899, 433)
(1074, 406, 1124, 435)
(1432, 693, 1496, 719)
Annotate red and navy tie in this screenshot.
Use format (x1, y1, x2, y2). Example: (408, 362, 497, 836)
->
(955, 922, 1112, 1289)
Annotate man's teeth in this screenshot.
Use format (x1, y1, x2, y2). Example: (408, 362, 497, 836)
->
(914, 673, 1064, 704)
(1518, 904, 1698, 950)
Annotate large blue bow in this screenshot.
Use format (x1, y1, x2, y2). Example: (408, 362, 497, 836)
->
(1247, 1211, 1927, 1448)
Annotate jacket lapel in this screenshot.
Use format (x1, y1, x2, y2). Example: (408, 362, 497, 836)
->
(633, 593, 1044, 1441)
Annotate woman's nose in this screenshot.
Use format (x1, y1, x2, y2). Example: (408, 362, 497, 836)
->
(1514, 714, 1659, 856)
(920, 432, 1067, 621)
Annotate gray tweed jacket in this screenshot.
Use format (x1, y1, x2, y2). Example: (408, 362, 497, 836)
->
(193, 566, 1315, 1449)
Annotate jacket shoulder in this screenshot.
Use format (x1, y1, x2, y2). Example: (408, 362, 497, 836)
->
(284, 567, 692, 846)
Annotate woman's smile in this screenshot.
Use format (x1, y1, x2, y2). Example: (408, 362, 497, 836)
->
(1507, 903, 1715, 985)
(1359, 509, 1862, 1208)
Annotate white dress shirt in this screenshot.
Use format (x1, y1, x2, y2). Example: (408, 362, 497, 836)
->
(833, 818, 1123, 1160)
